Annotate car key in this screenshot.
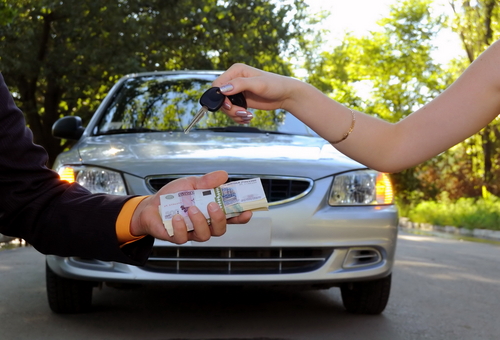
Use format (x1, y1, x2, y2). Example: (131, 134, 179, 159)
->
(227, 92, 247, 110)
(184, 87, 226, 134)
(184, 87, 247, 133)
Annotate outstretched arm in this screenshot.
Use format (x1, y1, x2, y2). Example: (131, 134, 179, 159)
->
(214, 40, 500, 173)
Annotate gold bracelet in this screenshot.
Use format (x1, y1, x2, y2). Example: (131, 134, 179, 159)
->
(331, 109, 356, 144)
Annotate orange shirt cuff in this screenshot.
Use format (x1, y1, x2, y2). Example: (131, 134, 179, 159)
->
(116, 196, 149, 246)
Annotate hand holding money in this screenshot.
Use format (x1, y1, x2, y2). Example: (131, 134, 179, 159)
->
(159, 178, 269, 236)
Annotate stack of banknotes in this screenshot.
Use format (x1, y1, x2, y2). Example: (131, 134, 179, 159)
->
(159, 178, 269, 236)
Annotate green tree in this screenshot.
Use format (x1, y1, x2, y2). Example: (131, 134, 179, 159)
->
(407, 0, 500, 201)
(449, 0, 500, 195)
(0, 0, 314, 165)
(305, 0, 450, 204)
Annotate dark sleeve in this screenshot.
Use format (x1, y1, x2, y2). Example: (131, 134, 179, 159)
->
(0, 73, 153, 265)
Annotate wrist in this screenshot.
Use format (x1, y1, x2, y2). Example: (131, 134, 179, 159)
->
(280, 79, 316, 113)
(128, 196, 150, 237)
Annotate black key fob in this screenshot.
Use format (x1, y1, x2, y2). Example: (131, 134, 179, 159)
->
(227, 92, 247, 109)
(200, 87, 226, 112)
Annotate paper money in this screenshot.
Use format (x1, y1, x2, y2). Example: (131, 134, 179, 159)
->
(159, 178, 269, 236)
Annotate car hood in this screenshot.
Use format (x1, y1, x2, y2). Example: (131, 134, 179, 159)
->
(57, 132, 366, 180)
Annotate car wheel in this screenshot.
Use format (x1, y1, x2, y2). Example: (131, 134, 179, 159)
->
(340, 274, 392, 314)
(45, 261, 94, 314)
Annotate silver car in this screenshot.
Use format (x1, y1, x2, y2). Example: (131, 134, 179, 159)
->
(47, 71, 398, 315)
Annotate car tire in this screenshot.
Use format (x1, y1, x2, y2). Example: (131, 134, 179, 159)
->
(340, 274, 392, 314)
(45, 261, 94, 314)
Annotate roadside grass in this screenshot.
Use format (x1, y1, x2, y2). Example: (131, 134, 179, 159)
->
(400, 197, 500, 231)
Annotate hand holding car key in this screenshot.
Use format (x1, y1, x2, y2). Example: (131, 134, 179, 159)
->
(184, 87, 247, 133)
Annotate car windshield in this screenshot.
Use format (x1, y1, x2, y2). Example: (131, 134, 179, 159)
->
(94, 73, 318, 137)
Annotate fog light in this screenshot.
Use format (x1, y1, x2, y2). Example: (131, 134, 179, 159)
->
(343, 247, 382, 268)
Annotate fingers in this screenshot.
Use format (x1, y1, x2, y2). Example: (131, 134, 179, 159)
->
(154, 171, 228, 201)
(131, 202, 190, 244)
(206, 202, 226, 236)
(213, 63, 259, 90)
(140, 197, 228, 244)
(130, 170, 255, 245)
(213, 63, 291, 124)
(215, 71, 255, 124)
(220, 98, 253, 124)
(168, 214, 190, 243)
(185, 206, 211, 241)
(227, 210, 253, 225)
(194, 170, 228, 190)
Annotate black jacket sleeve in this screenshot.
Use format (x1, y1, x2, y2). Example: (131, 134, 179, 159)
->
(0, 73, 153, 265)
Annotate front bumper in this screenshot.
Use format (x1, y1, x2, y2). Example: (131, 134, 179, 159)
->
(47, 177, 398, 285)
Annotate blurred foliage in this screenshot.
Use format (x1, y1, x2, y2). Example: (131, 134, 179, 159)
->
(450, 0, 500, 62)
(402, 0, 500, 208)
(306, 0, 450, 121)
(306, 0, 452, 205)
(306, 0, 500, 212)
(407, 196, 500, 231)
(448, 0, 500, 196)
(0, 0, 315, 165)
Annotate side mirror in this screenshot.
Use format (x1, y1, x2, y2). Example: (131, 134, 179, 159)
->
(52, 116, 85, 140)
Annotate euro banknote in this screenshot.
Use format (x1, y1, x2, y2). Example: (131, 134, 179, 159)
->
(159, 178, 269, 236)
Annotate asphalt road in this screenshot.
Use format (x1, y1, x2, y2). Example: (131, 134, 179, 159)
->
(1, 232, 499, 340)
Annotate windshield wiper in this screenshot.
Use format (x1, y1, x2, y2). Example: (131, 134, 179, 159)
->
(98, 128, 162, 135)
(194, 126, 291, 134)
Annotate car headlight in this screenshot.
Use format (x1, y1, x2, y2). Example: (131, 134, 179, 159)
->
(56, 165, 127, 195)
(329, 170, 393, 205)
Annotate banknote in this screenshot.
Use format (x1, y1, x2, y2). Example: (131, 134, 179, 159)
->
(159, 178, 269, 236)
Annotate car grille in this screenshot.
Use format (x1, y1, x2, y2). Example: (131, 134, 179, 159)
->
(143, 247, 333, 275)
(146, 175, 313, 205)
